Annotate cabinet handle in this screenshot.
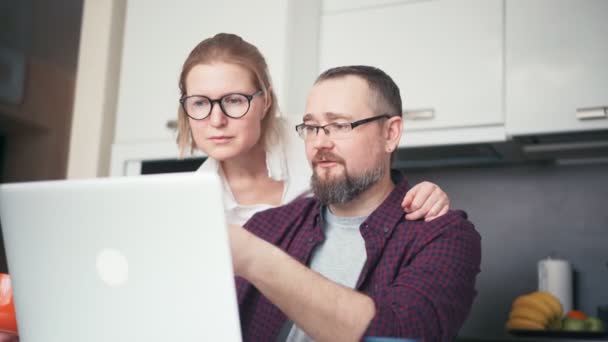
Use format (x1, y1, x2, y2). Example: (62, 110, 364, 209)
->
(576, 107, 607, 120)
(166, 119, 178, 130)
(403, 108, 435, 120)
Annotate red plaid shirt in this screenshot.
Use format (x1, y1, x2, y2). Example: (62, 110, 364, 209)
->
(238, 178, 481, 341)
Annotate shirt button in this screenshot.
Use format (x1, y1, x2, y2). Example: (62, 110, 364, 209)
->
(383, 227, 389, 233)
(308, 237, 314, 243)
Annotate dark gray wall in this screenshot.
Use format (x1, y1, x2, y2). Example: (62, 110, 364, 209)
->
(0, 0, 83, 72)
(406, 162, 608, 338)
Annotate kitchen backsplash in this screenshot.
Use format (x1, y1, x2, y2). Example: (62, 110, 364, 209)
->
(406, 161, 608, 339)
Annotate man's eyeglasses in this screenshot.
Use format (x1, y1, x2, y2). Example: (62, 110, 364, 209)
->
(295, 114, 390, 140)
(180, 90, 262, 120)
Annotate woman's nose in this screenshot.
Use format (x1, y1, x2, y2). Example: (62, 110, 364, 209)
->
(208, 103, 227, 127)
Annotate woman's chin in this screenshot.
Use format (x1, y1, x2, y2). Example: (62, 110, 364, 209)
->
(203, 147, 245, 162)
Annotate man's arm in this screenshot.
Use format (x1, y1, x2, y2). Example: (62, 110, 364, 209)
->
(229, 224, 376, 342)
(365, 216, 481, 340)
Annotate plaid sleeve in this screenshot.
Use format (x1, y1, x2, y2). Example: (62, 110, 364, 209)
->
(365, 213, 481, 341)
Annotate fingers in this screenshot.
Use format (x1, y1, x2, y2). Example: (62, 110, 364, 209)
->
(401, 186, 416, 210)
(405, 190, 436, 220)
(404, 182, 451, 221)
(403, 181, 434, 213)
(423, 199, 450, 222)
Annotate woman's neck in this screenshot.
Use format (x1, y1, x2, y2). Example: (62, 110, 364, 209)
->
(219, 142, 285, 207)
(220, 143, 268, 182)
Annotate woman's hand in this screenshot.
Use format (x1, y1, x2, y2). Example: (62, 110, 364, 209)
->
(402, 181, 450, 221)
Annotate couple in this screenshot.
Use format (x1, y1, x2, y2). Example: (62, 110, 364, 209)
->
(1, 33, 480, 342)
(180, 34, 481, 341)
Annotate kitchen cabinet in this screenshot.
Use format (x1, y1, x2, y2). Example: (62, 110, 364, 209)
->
(110, 0, 320, 175)
(322, 0, 406, 13)
(319, 0, 505, 147)
(506, 0, 608, 136)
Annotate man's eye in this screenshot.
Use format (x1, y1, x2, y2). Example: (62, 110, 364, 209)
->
(304, 126, 317, 133)
(334, 123, 350, 131)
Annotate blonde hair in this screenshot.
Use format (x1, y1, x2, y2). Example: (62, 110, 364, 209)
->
(176, 33, 280, 157)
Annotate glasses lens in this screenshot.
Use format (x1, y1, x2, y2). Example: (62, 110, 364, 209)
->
(297, 125, 318, 140)
(326, 123, 352, 139)
(222, 94, 250, 118)
(184, 96, 211, 119)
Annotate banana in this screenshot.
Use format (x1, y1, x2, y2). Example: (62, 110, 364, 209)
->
(506, 317, 546, 330)
(548, 317, 563, 330)
(512, 294, 554, 319)
(509, 305, 550, 326)
(532, 291, 563, 318)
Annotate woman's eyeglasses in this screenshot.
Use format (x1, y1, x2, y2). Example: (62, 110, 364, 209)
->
(180, 90, 262, 120)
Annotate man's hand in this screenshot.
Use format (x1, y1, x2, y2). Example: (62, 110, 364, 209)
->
(402, 181, 450, 221)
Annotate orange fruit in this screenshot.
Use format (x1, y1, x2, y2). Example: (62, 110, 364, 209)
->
(565, 310, 588, 320)
(0, 274, 17, 334)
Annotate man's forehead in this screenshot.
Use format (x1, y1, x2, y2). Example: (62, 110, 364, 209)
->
(302, 112, 354, 122)
(304, 78, 372, 121)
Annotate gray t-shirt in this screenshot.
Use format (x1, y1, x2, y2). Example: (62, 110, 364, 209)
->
(277, 206, 368, 342)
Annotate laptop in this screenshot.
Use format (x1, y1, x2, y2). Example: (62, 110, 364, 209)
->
(0, 172, 242, 342)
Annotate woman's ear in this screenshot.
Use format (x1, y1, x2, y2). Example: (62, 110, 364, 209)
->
(261, 87, 273, 119)
(384, 116, 403, 153)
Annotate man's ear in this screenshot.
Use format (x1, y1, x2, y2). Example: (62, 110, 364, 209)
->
(384, 116, 403, 153)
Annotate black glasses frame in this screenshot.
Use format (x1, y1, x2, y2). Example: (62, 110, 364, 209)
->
(179, 90, 262, 120)
(295, 114, 390, 139)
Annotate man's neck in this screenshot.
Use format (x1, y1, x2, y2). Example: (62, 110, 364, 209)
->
(328, 173, 395, 217)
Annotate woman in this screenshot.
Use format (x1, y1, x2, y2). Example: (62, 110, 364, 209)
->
(177, 33, 450, 223)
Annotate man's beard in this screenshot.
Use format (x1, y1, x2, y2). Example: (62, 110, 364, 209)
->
(310, 152, 385, 205)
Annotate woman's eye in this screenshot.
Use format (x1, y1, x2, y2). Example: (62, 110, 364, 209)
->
(191, 98, 209, 107)
(224, 95, 245, 105)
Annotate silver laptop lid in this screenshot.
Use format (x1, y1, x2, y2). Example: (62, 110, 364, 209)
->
(0, 173, 242, 342)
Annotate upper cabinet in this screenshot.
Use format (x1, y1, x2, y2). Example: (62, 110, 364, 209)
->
(110, 0, 320, 175)
(506, 0, 608, 136)
(113, 0, 320, 145)
(319, 0, 505, 147)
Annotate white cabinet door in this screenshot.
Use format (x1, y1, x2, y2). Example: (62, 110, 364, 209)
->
(113, 0, 319, 145)
(506, 0, 608, 136)
(319, 0, 504, 136)
(322, 0, 406, 13)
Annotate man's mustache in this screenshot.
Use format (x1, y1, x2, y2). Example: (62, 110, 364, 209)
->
(311, 151, 345, 166)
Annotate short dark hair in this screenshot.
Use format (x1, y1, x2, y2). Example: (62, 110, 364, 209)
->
(315, 65, 402, 118)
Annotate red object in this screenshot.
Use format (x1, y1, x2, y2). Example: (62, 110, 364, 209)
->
(0, 273, 17, 335)
(565, 309, 588, 320)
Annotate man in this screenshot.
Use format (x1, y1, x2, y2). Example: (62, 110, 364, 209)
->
(228, 66, 481, 341)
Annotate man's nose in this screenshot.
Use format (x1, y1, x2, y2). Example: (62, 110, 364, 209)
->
(208, 102, 227, 127)
(310, 128, 334, 150)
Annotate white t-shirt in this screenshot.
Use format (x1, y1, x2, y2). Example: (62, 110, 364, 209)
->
(197, 117, 311, 226)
